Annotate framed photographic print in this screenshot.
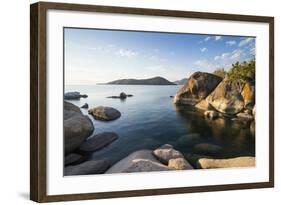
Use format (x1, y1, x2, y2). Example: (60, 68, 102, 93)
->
(30, 1, 274, 202)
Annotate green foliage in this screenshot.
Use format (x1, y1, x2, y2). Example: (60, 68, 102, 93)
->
(213, 68, 227, 78)
(228, 59, 255, 82)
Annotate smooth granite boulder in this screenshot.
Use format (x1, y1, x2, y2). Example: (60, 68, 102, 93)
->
(197, 157, 255, 169)
(153, 144, 184, 164)
(88, 106, 121, 121)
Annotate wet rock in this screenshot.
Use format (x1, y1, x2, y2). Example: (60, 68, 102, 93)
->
(174, 72, 222, 105)
(79, 132, 119, 152)
(64, 153, 83, 166)
(64, 159, 110, 175)
(106, 150, 172, 173)
(153, 144, 184, 164)
(204, 110, 219, 119)
(120, 92, 127, 99)
(197, 156, 255, 169)
(81, 103, 89, 109)
(88, 106, 121, 121)
(237, 112, 254, 121)
(64, 101, 94, 154)
(168, 158, 193, 170)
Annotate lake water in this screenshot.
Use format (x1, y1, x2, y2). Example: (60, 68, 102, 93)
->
(65, 85, 255, 167)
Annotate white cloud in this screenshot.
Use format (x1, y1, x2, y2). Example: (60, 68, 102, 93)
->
(226, 41, 236, 46)
(215, 36, 222, 41)
(116, 48, 138, 58)
(238, 37, 255, 47)
(250, 47, 256, 56)
(200, 47, 208, 52)
(204, 36, 211, 41)
(230, 49, 244, 60)
(214, 52, 230, 60)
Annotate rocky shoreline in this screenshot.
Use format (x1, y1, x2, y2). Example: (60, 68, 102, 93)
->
(64, 72, 256, 175)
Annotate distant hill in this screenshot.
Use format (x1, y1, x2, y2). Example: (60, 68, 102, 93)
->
(174, 78, 188, 85)
(105, 76, 176, 85)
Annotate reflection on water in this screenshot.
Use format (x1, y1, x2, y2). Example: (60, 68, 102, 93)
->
(65, 85, 255, 168)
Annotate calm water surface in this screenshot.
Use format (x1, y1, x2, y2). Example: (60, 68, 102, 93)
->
(65, 85, 255, 167)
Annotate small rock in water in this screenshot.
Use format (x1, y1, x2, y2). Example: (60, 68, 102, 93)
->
(81, 103, 89, 109)
(79, 132, 119, 152)
(168, 158, 193, 170)
(64, 92, 88, 100)
(120, 92, 127, 99)
(88, 106, 121, 121)
(153, 144, 184, 164)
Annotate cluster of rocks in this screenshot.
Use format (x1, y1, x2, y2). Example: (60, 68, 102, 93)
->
(174, 72, 256, 121)
(64, 101, 121, 176)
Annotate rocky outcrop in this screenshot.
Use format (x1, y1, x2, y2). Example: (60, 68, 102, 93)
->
(64, 159, 110, 175)
(197, 156, 255, 169)
(88, 106, 121, 121)
(64, 101, 94, 154)
(153, 144, 184, 164)
(205, 78, 245, 114)
(193, 143, 222, 155)
(64, 92, 88, 100)
(64, 153, 83, 166)
(79, 132, 119, 152)
(174, 72, 222, 105)
(168, 158, 193, 170)
(241, 81, 255, 108)
(106, 150, 172, 173)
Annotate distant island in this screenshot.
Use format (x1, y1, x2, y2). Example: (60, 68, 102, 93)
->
(173, 78, 188, 85)
(104, 76, 176, 85)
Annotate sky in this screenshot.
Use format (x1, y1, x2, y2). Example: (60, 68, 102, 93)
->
(64, 28, 255, 85)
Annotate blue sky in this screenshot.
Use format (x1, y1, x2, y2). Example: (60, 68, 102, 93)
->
(64, 28, 255, 85)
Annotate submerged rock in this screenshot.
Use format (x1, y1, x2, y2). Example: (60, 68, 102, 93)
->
(64, 159, 110, 175)
(106, 150, 172, 173)
(79, 132, 119, 152)
(177, 133, 201, 146)
(197, 156, 255, 169)
(64, 101, 94, 154)
(88, 106, 121, 121)
(107, 92, 133, 99)
(64, 92, 88, 100)
(174, 72, 222, 105)
(153, 144, 184, 164)
(168, 158, 193, 170)
(206, 78, 245, 114)
(193, 143, 222, 155)
(64, 153, 83, 166)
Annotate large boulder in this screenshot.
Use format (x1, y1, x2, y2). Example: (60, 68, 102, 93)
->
(64, 101, 94, 154)
(197, 157, 255, 169)
(64, 159, 110, 175)
(206, 78, 245, 114)
(64, 92, 88, 100)
(106, 150, 172, 173)
(174, 72, 222, 105)
(153, 144, 184, 164)
(79, 132, 119, 152)
(241, 81, 255, 108)
(88, 106, 121, 121)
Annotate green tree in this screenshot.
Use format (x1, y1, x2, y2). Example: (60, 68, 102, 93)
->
(228, 59, 255, 82)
